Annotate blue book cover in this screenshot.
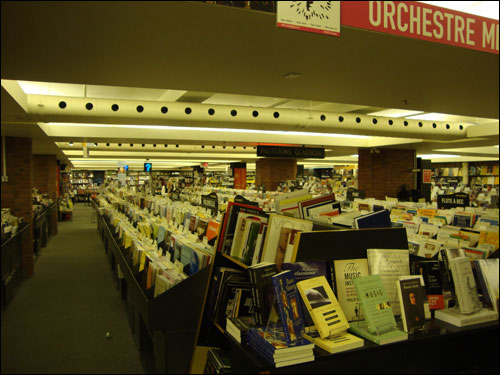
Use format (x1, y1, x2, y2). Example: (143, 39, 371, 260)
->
(272, 270, 305, 345)
(281, 261, 328, 327)
(354, 210, 391, 229)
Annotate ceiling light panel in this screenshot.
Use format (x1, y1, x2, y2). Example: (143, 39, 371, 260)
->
(18, 81, 84, 97)
(202, 93, 284, 107)
(85, 85, 168, 101)
(418, 1, 499, 20)
(367, 109, 424, 118)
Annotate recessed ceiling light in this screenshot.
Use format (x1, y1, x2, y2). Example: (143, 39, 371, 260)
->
(69, 142, 73, 146)
(283, 72, 301, 79)
(367, 109, 424, 118)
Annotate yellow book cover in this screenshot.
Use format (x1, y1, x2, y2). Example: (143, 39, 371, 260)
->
(417, 209, 437, 217)
(297, 276, 350, 338)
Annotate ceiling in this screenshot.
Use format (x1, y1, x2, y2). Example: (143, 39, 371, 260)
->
(1, 1, 498, 171)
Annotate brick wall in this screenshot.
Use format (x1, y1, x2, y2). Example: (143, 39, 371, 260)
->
(358, 148, 415, 200)
(256, 158, 297, 191)
(1, 137, 34, 278)
(33, 154, 58, 236)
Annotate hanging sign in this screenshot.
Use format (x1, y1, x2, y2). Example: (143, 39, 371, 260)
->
(277, 1, 341, 36)
(257, 145, 325, 159)
(341, 1, 499, 55)
(437, 192, 470, 209)
(422, 169, 432, 184)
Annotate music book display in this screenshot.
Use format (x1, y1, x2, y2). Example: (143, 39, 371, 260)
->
(396, 276, 426, 332)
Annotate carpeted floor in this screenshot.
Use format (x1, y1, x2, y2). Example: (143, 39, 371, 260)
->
(1, 204, 148, 374)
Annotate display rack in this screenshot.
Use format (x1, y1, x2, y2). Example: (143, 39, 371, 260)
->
(1, 222, 30, 310)
(95, 201, 214, 374)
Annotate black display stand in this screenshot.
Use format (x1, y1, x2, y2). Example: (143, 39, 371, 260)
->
(1, 222, 30, 310)
(33, 208, 48, 257)
(97, 210, 213, 374)
(201, 227, 499, 374)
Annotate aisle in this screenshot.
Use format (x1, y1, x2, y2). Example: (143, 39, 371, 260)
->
(1, 204, 148, 374)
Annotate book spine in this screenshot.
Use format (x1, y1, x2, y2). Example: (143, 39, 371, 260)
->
(440, 250, 456, 300)
(248, 269, 262, 326)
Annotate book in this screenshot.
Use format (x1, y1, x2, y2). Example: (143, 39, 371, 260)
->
(241, 221, 263, 265)
(246, 338, 315, 368)
(204, 348, 231, 374)
(271, 270, 305, 345)
(247, 327, 314, 355)
(353, 209, 391, 229)
(412, 260, 444, 310)
(251, 223, 268, 266)
(435, 307, 499, 327)
(332, 258, 369, 321)
(303, 329, 364, 354)
(348, 320, 408, 345)
(449, 256, 482, 315)
(473, 259, 499, 312)
(353, 275, 397, 334)
(230, 215, 261, 259)
(298, 193, 336, 219)
(260, 214, 313, 265)
(397, 276, 426, 332)
(225, 315, 257, 344)
(248, 262, 278, 326)
(296, 276, 350, 338)
(282, 261, 328, 328)
(366, 249, 410, 315)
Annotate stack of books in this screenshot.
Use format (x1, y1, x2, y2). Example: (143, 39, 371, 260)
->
(225, 316, 257, 344)
(203, 348, 231, 374)
(246, 328, 315, 368)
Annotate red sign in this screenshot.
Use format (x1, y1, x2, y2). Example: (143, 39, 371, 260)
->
(233, 168, 247, 190)
(423, 169, 432, 184)
(341, 1, 499, 55)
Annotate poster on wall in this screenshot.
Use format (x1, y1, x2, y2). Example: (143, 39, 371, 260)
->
(233, 168, 247, 190)
(277, 1, 340, 36)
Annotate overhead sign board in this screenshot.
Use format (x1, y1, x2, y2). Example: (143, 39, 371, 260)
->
(277, 1, 341, 36)
(257, 145, 325, 159)
(341, 1, 499, 55)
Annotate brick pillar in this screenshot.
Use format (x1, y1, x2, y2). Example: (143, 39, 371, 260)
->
(358, 148, 416, 200)
(1, 137, 34, 278)
(256, 158, 297, 191)
(33, 154, 58, 236)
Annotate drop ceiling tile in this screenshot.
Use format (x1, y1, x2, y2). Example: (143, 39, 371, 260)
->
(86, 85, 167, 101)
(202, 93, 284, 107)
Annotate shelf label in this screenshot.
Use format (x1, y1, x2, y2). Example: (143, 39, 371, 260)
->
(437, 192, 470, 209)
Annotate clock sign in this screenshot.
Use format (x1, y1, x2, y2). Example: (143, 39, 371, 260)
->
(277, 1, 340, 36)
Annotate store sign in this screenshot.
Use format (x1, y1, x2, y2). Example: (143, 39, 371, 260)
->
(277, 1, 340, 36)
(341, 1, 499, 55)
(144, 162, 152, 172)
(422, 169, 432, 184)
(257, 146, 325, 159)
(437, 192, 470, 209)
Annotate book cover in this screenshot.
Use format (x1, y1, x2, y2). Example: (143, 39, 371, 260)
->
(449, 256, 482, 314)
(282, 261, 328, 328)
(412, 260, 444, 310)
(206, 219, 220, 242)
(248, 262, 278, 326)
(397, 277, 426, 332)
(298, 193, 336, 219)
(348, 320, 407, 345)
(366, 249, 410, 316)
(241, 221, 263, 265)
(272, 270, 305, 345)
(251, 223, 267, 266)
(474, 259, 499, 312)
(296, 276, 350, 338)
(353, 210, 391, 229)
(303, 329, 364, 354)
(260, 214, 313, 265)
(246, 339, 314, 368)
(274, 226, 295, 271)
(333, 258, 370, 321)
(353, 275, 396, 334)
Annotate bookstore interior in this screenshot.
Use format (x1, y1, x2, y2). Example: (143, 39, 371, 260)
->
(1, 1, 499, 374)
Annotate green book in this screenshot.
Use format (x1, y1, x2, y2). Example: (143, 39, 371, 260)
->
(348, 321, 407, 345)
(353, 275, 396, 334)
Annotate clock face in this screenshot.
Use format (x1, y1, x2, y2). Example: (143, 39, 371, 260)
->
(289, 1, 333, 20)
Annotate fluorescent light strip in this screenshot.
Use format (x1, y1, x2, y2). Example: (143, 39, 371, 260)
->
(417, 154, 460, 159)
(46, 122, 369, 139)
(367, 109, 423, 118)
